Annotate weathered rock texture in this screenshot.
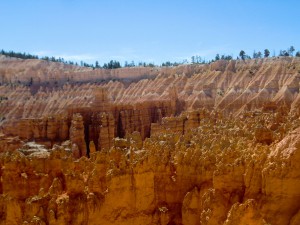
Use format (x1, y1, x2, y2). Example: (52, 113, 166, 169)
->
(1, 110, 300, 225)
(1, 56, 300, 224)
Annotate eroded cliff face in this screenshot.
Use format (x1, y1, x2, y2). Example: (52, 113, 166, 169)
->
(2, 57, 300, 121)
(1, 110, 300, 225)
(1, 56, 300, 224)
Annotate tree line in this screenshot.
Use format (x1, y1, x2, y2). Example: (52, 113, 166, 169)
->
(237, 46, 299, 60)
(1, 47, 300, 69)
(0, 49, 159, 69)
(0, 49, 39, 60)
(189, 46, 300, 64)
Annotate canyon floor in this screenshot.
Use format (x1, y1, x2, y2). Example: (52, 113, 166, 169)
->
(1, 56, 300, 224)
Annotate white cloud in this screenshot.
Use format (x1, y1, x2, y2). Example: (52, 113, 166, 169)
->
(54, 54, 97, 61)
(32, 50, 52, 56)
(32, 50, 100, 62)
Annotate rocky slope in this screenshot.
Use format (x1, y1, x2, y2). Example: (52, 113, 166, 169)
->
(1, 55, 300, 224)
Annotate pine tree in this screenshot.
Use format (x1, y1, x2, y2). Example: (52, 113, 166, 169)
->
(257, 51, 262, 58)
(289, 46, 295, 56)
(191, 56, 195, 64)
(239, 50, 246, 60)
(264, 49, 270, 58)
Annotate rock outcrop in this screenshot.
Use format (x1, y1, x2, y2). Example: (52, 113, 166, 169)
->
(69, 113, 86, 158)
(0, 110, 299, 224)
(1, 56, 300, 224)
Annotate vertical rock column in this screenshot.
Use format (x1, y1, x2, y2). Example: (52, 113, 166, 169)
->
(46, 116, 59, 141)
(58, 115, 69, 140)
(69, 113, 86, 158)
(98, 112, 115, 150)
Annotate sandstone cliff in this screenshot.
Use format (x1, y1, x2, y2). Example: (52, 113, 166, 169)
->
(1, 57, 300, 119)
(0, 110, 300, 224)
(0, 56, 300, 224)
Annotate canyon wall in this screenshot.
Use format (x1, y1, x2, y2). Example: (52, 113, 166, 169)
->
(1, 109, 300, 225)
(1, 56, 300, 224)
(1, 57, 300, 155)
(1, 56, 300, 119)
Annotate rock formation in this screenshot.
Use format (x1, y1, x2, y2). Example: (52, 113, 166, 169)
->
(69, 113, 86, 158)
(1, 55, 300, 224)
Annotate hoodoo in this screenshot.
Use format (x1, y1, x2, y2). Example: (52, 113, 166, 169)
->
(1, 55, 300, 224)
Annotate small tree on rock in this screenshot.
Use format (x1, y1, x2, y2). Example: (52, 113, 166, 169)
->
(257, 51, 262, 58)
(289, 46, 295, 56)
(264, 49, 270, 58)
(239, 50, 246, 60)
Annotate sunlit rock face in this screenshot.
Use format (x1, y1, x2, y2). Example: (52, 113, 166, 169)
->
(1, 56, 300, 224)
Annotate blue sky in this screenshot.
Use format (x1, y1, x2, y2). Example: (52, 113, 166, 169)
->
(0, 0, 299, 65)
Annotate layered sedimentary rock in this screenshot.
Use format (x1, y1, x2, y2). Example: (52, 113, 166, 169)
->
(1, 56, 300, 224)
(0, 110, 300, 224)
(1, 85, 176, 155)
(1, 57, 300, 139)
(1, 57, 300, 121)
